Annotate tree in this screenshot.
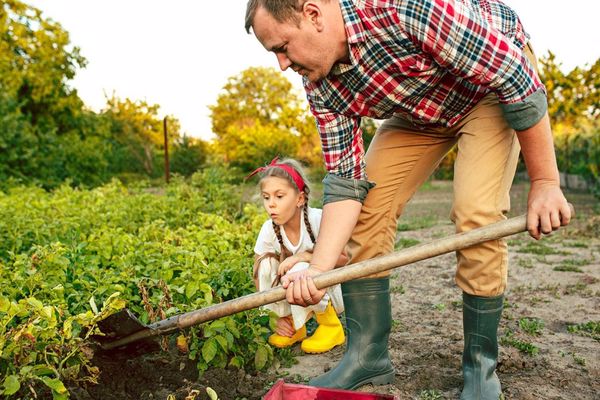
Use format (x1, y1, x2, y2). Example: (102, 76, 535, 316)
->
(0, 0, 86, 132)
(102, 96, 179, 176)
(540, 52, 600, 128)
(0, 0, 96, 186)
(209, 67, 319, 168)
(170, 135, 209, 176)
(539, 52, 600, 193)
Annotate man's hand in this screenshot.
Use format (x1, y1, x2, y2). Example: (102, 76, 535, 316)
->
(516, 113, 572, 239)
(281, 266, 327, 307)
(527, 180, 571, 240)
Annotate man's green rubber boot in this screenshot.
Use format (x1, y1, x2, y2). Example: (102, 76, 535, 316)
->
(309, 277, 395, 389)
(461, 292, 504, 400)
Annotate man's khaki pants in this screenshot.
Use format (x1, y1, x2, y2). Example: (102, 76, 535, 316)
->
(348, 45, 538, 297)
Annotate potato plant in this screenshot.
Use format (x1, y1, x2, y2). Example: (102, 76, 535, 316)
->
(0, 176, 273, 398)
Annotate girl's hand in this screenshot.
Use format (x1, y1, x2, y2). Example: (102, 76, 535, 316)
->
(274, 316, 295, 337)
(277, 255, 298, 277)
(277, 252, 312, 276)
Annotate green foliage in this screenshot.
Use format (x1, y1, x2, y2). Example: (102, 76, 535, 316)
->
(516, 241, 569, 256)
(430, 53, 600, 191)
(170, 135, 208, 176)
(209, 67, 320, 169)
(501, 331, 539, 356)
(102, 96, 174, 176)
(397, 215, 439, 232)
(539, 53, 600, 195)
(395, 237, 421, 250)
(419, 389, 443, 400)
(0, 2, 199, 188)
(0, 177, 278, 396)
(567, 321, 600, 342)
(518, 318, 545, 336)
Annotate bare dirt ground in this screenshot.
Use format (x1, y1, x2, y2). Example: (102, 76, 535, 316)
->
(280, 181, 600, 399)
(66, 181, 599, 400)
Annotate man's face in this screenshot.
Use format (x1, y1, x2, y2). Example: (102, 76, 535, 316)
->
(252, 5, 337, 82)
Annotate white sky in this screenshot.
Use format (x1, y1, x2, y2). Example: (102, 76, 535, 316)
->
(27, 0, 600, 140)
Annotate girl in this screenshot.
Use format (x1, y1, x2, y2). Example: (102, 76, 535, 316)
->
(249, 157, 346, 353)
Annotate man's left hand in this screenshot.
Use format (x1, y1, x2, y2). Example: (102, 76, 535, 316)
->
(526, 180, 571, 240)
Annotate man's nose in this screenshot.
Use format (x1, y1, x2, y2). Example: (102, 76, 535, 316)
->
(276, 53, 292, 71)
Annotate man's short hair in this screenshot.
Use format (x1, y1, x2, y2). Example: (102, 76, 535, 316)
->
(245, 0, 307, 33)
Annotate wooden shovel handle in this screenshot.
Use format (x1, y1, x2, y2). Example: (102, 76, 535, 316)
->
(103, 205, 573, 350)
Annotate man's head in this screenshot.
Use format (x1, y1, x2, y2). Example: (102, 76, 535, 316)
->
(245, 0, 348, 82)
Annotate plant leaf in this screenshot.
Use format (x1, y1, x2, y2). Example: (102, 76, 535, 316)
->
(2, 375, 20, 395)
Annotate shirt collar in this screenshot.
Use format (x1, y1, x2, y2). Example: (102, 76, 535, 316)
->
(331, 0, 365, 75)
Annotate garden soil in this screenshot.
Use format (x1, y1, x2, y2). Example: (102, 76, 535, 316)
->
(65, 182, 599, 400)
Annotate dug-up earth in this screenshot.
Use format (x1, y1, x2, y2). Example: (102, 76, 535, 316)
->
(67, 182, 599, 400)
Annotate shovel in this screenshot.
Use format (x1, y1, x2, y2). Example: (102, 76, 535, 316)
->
(97, 208, 571, 350)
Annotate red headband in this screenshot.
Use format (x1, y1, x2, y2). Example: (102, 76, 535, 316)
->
(246, 156, 306, 192)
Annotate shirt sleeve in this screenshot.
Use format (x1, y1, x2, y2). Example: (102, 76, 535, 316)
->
(398, 0, 547, 129)
(253, 220, 278, 255)
(305, 80, 376, 204)
(309, 207, 323, 237)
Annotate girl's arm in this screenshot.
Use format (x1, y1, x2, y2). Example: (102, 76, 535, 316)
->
(252, 254, 261, 290)
(278, 247, 349, 276)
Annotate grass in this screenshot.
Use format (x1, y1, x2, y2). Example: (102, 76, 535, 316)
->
(564, 241, 589, 248)
(553, 257, 590, 273)
(517, 258, 534, 268)
(567, 321, 600, 341)
(395, 237, 421, 249)
(572, 353, 587, 366)
(516, 241, 570, 256)
(419, 389, 443, 400)
(397, 215, 440, 232)
(501, 331, 539, 356)
(390, 284, 405, 294)
(519, 318, 545, 336)
(553, 265, 583, 272)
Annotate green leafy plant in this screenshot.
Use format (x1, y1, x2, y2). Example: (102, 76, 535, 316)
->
(519, 318, 545, 336)
(567, 321, 600, 342)
(0, 178, 286, 396)
(501, 331, 539, 356)
(419, 389, 443, 400)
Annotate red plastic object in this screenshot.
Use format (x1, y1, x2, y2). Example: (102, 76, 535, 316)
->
(263, 380, 398, 400)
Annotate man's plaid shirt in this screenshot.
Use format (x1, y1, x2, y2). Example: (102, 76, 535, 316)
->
(304, 0, 545, 181)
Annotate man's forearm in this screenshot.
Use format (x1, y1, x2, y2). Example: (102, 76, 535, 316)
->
(311, 199, 362, 272)
(516, 113, 560, 184)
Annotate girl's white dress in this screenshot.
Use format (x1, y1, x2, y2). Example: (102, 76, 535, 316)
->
(254, 206, 344, 330)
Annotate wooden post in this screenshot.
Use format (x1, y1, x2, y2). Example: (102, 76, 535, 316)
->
(163, 117, 170, 184)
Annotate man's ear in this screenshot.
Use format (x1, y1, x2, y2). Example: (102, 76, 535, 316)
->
(301, 1, 325, 31)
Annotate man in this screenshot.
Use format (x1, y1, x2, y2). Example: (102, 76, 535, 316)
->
(245, 0, 571, 398)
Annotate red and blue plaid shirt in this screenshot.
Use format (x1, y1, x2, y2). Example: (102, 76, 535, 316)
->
(304, 0, 544, 181)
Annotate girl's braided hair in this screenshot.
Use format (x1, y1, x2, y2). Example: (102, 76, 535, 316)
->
(259, 158, 316, 263)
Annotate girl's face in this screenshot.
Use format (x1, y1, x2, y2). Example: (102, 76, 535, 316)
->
(261, 176, 305, 227)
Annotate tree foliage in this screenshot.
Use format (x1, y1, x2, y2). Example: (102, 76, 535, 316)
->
(0, 1, 209, 188)
(209, 67, 320, 169)
(539, 52, 600, 192)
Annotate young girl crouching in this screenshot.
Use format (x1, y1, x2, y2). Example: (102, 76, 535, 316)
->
(250, 157, 346, 353)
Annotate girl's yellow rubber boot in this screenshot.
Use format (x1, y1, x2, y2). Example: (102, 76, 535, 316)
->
(268, 319, 307, 348)
(301, 302, 346, 353)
